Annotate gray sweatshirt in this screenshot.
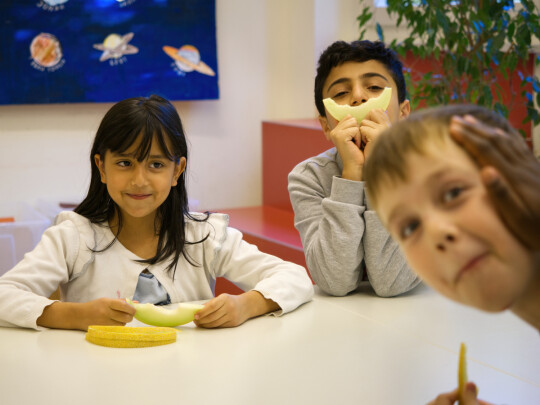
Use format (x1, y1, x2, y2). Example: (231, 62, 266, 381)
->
(288, 147, 421, 297)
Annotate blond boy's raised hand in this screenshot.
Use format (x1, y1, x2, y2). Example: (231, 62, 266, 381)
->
(450, 115, 540, 251)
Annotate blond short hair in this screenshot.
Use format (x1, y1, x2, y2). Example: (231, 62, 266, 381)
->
(364, 104, 520, 210)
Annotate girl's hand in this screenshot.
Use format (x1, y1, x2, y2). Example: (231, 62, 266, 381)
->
(194, 291, 279, 328)
(360, 108, 392, 161)
(427, 382, 494, 405)
(78, 298, 136, 330)
(37, 298, 136, 331)
(450, 115, 540, 250)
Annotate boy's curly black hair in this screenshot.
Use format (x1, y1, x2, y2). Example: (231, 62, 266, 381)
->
(314, 40, 407, 117)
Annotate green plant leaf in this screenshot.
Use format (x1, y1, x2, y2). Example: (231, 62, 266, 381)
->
(376, 23, 384, 42)
(357, 0, 539, 132)
(521, 0, 535, 12)
(494, 102, 509, 118)
(357, 3, 373, 40)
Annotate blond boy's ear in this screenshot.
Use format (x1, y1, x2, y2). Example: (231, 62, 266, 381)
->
(399, 100, 411, 120)
(318, 115, 332, 141)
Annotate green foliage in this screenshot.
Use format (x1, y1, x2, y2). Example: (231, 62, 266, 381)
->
(358, 0, 540, 136)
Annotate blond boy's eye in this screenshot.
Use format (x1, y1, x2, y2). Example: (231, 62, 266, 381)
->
(400, 220, 419, 239)
(443, 186, 463, 203)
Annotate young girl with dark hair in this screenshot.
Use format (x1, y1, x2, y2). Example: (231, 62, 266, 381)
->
(0, 95, 313, 331)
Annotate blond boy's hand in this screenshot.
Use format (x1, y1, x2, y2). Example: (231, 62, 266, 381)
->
(427, 382, 493, 405)
(450, 115, 540, 251)
(194, 291, 279, 328)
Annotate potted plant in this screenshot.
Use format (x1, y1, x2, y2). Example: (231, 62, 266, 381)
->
(358, 0, 540, 141)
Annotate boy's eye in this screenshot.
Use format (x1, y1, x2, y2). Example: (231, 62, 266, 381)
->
(332, 91, 348, 99)
(400, 219, 420, 240)
(368, 85, 383, 92)
(442, 186, 464, 203)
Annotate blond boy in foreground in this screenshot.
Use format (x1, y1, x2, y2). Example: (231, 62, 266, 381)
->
(363, 104, 539, 405)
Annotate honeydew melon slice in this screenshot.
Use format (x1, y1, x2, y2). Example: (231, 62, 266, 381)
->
(126, 298, 204, 327)
(322, 87, 392, 124)
(458, 342, 468, 404)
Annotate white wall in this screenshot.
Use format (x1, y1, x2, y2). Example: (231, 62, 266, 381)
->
(0, 0, 365, 211)
(1, 0, 537, 214)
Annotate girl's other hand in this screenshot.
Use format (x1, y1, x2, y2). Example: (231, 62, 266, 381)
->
(427, 382, 494, 405)
(194, 291, 279, 328)
(193, 293, 250, 328)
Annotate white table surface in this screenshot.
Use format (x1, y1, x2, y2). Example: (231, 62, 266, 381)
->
(0, 284, 538, 405)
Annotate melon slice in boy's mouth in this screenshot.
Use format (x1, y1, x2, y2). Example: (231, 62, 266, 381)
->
(322, 87, 392, 124)
(125, 298, 204, 327)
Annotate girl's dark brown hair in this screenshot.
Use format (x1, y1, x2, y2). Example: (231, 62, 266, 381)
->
(75, 95, 208, 277)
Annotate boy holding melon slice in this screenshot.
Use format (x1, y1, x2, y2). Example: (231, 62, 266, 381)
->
(288, 40, 420, 297)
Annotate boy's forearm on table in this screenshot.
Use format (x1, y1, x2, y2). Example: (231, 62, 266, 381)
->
(300, 203, 367, 295)
(363, 211, 420, 296)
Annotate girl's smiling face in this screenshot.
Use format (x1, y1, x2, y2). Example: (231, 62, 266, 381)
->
(94, 136, 185, 224)
(376, 139, 535, 312)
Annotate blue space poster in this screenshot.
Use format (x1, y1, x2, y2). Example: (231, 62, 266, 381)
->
(0, 0, 219, 105)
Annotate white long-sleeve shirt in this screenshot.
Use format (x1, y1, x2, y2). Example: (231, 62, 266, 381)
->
(0, 211, 313, 329)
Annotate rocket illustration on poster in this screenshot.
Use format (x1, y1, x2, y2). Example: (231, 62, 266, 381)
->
(0, 0, 219, 104)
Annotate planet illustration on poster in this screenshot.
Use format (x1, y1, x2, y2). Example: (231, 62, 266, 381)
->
(30, 33, 63, 68)
(42, 0, 69, 5)
(163, 45, 215, 76)
(93, 33, 139, 62)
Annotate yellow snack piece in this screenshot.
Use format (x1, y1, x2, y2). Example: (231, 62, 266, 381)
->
(85, 325, 177, 348)
(322, 87, 392, 124)
(458, 342, 467, 404)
